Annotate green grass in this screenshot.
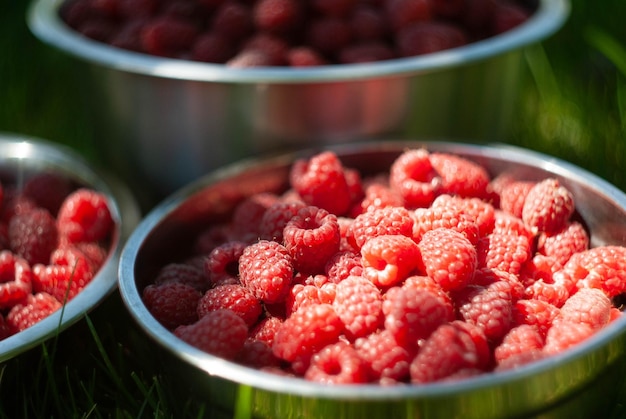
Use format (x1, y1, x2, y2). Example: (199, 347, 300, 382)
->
(1, 0, 626, 417)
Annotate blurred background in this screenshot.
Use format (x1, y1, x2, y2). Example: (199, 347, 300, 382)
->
(0, 0, 625, 417)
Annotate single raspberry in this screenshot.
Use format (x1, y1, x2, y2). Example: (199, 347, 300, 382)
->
(537, 221, 589, 266)
(211, 1, 253, 42)
(6, 292, 62, 335)
(324, 250, 363, 283)
(8, 208, 58, 266)
(412, 206, 479, 245)
(383, 285, 451, 350)
(543, 320, 595, 356)
(174, 309, 248, 359)
(432, 194, 496, 238)
(338, 42, 395, 64)
(428, 152, 490, 199)
(557, 288, 611, 331)
(236, 339, 281, 369)
(385, 0, 432, 31)
(512, 298, 560, 338)
(332, 275, 383, 340)
(349, 206, 414, 249)
(389, 148, 441, 209)
(306, 17, 353, 56)
(110, 18, 148, 51)
(491, 209, 534, 240)
(249, 316, 283, 347)
(230, 193, 280, 243)
(286, 47, 327, 66)
(396, 21, 468, 57)
(476, 232, 531, 275)
(402, 275, 454, 310)
(304, 341, 369, 384)
(471, 267, 525, 301)
(521, 178, 575, 234)
(57, 189, 114, 243)
(142, 282, 202, 329)
(155, 262, 210, 292)
(140, 16, 199, 57)
(499, 180, 535, 219)
(253, 0, 302, 35)
(190, 32, 236, 63)
(241, 33, 290, 65)
(349, 5, 389, 41)
(562, 245, 626, 297)
(354, 329, 412, 382)
(238, 240, 294, 304)
(361, 234, 421, 288)
(289, 151, 352, 216)
(494, 324, 544, 365)
(0, 251, 33, 310)
(310, 0, 357, 17)
(350, 176, 403, 216)
(22, 173, 74, 216)
(523, 270, 573, 308)
(272, 303, 343, 363)
(283, 206, 341, 274)
(197, 283, 262, 327)
(49, 244, 98, 283)
(418, 228, 477, 291)
(258, 201, 306, 242)
(285, 283, 324, 316)
(203, 240, 247, 286)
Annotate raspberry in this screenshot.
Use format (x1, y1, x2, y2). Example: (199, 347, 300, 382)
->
(454, 281, 514, 342)
(402, 274, 454, 310)
(495, 349, 547, 371)
(0, 251, 32, 310)
(512, 298, 560, 338)
(211, 1, 253, 42)
(49, 245, 98, 282)
(253, 0, 302, 35)
(197, 283, 262, 327)
(140, 17, 199, 57)
(430, 0, 466, 19)
(537, 222, 589, 266)
(306, 17, 353, 56)
(383, 285, 451, 350)
(286, 47, 327, 67)
(310, 0, 357, 17)
(238, 240, 294, 304)
(523, 271, 573, 308)
(249, 316, 283, 347)
(71, 241, 109, 271)
(389, 148, 441, 209)
(230, 193, 279, 243)
(142, 282, 202, 329)
(476, 232, 531, 275)
(272, 303, 343, 363)
(562, 245, 626, 297)
(429, 152, 490, 199)
(227, 49, 276, 67)
(492, 1, 531, 35)
(494, 324, 544, 365)
(397, 21, 467, 57)
(338, 42, 395, 64)
(8, 208, 58, 265)
(332, 275, 383, 340)
(193, 223, 231, 255)
(349, 175, 403, 217)
(324, 250, 363, 283)
(349, 5, 389, 41)
(155, 262, 210, 292)
(418, 228, 477, 291)
(431, 194, 496, 238)
(241, 33, 290, 65)
(203, 241, 247, 286)
(258, 201, 306, 243)
(499, 180, 535, 219)
(349, 206, 414, 250)
(354, 329, 412, 382)
(412, 206, 480, 245)
(174, 309, 248, 359)
(57, 189, 114, 244)
(285, 283, 324, 316)
(190, 32, 235, 63)
(472, 267, 525, 301)
(491, 209, 534, 240)
(6, 292, 62, 335)
(543, 320, 595, 356)
(557, 288, 612, 331)
(289, 151, 352, 216)
(304, 341, 369, 384)
(23, 173, 74, 216)
(361, 234, 421, 288)
(110, 19, 148, 51)
(236, 339, 281, 369)
(282, 206, 340, 274)
(118, 0, 158, 18)
(385, 0, 432, 31)
(521, 178, 575, 234)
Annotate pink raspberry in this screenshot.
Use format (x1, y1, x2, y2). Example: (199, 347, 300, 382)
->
(354, 329, 412, 382)
(543, 320, 595, 356)
(429, 152, 491, 199)
(499, 180, 535, 219)
(561, 245, 626, 297)
(197, 283, 262, 327)
(253, 0, 302, 35)
(521, 178, 575, 234)
(432, 194, 496, 238)
(412, 205, 479, 245)
(304, 341, 369, 384)
(537, 221, 589, 266)
(8, 208, 58, 266)
(142, 282, 202, 329)
(476, 232, 531, 275)
(324, 250, 363, 283)
(259, 201, 306, 242)
(396, 21, 468, 57)
(0, 251, 33, 310)
(239, 240, 294, 304)
(361, 234, 421, 287)
(174, 309, 248, 359)
(389, 148, 441, 208)
(494, 324, 544, 365)
(203, 241, 247, 286)
(57, 189, 114, 244)
(155, 262, 210, 292)
(557, 288, 611, 331)
(332, 275, 383, 340)
(6, 292, 62, 335)
(519, 253, 562, 287)
(283, 206, 341, 274)
(418, 228, 477, 291)
(524, 268, 575, 308)
(349, 206, 415, 249)
(230, 193, 280, 243)
(512, 298, 560, 338)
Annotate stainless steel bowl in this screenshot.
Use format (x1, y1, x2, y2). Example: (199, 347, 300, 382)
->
(0, 132, 140, 362)
(118, 141, 626, 419)
(27, 0, 569, 201)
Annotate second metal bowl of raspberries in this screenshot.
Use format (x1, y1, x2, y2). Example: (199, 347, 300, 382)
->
(118, 140, 626, 418)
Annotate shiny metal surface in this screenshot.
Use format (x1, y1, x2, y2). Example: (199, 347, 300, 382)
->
(0, 132, 141, 362)
(119, 141, 626, 419)
(27, 0, 569, 201)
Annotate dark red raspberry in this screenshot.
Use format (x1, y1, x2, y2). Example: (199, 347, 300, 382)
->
(412, 206, 480, 245)
(476, 231, 531, 275)
(253, 0, 302, 35)
(418, 228, 477, 291)
(338, 42, 395, 64)
(429, 152, 490, 199)
(211, 1, 253, 42)
(562, 245, 626, 297)
(204, 241, 247, 286)
(111, 19, 148, 51)
(0, 251, 33, 310)
(8, 208, 58, 266)
(389, 148, 441, 209)
(190, 32, 236, 63)
(238, 240, 294, 304)
(349, 5, 389, 41)
(236, 339, 281, 369)
(174, 309, 248, 359)
(511, 298, 560, 338)
(304, 341, 369, 384)
(155, 262, 210, 292)
(492, 1, 531, 35)
(142, 282, 202, 329)
(57, 189, 114, 244)
(361, 234, 421, 288)
(354, 329, 412, 382)
(306, 17, 353, 56)
(6, 292, 62, 335)
(283, 206, 341, 274)
(324, 250, 363, 283)
(230, 193, 280, 243)
(431, 194, 496, 238)
(494, 324, 544, 365)
(349, 206, 414, 249)
(537, 221, 589, 266)
(286, 47, 327, 67)
(118, 0, 158, 18)
(396, 21, 467, 57)
(258, 200, 306, 242)
(499, 180, 535, 219)
(557, 288, 611, 331)
(249, 316, 283, 347)
(310, 0, 357, 17)
(430, 0, 466, 19)
(543, 320, 595, 356)
(332, 275, 383, 340)
(521, 178, 575, 234)
(140, 17, 199, 57)
(289, 151, 352, 216)
(23, 173, 74, 216)
(0, 314, 11, 340)
(385, 0, 432, 31)
(197, 283, 262, 327)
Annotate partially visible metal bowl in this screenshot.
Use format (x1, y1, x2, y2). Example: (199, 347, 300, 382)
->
(0, 132, 140, 362)
(118, 141, 626, 419)
(28, 0, 569, 202)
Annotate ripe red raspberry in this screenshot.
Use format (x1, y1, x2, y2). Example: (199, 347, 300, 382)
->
(211, 2, 254, 42)
(476, 232, 531, 275)
(431, 194, 496, 238)
(155, 262, 210, 292)
(523, 271, 573, 308)
(241, 33, 290, 65)
(361, 234, 421, 288)
(499, 180, 535, 219)
(304, 341, 369, 384)
(521, 178, 575, 234)
(410, 320, 489, 384)
(354, 329, 412, 382)
(140, 17, 199, 57)
(198, 283, 262, 327)
(418, 228, 477, 291)
(57, 189, 114, 244)
(562, 245, 626, 297)
(350, 176, 404, 216)
(557, 288, 611, 331)
(8, 208, 58, 266)
(389, 148, 441, 208)
(6, 292, 62, 334)
(289, 151, 352, 216)
(338, 42, 395, 64)
(272, 303, 343, 363)
(70, 241, 109, 271)
(142, 282, 202, 329)
(349, 206, 414, 250)
(429, 152, 491, 199)
(495, 349, 547, 371)
(512, 298, 560, 338)
(402, 274, 454, 309)
(49, 244, 99, 282)
(324, 250, 363, 283)
(385, 0, 432, 31)
(236, 339, 281, 369)
(0, 251, 33, 310)
(472, 267, 525, 301)
(332, 275, 383, 340)
(249, 316, 283, 347)
(412, 206, 480, 245)
(543, 320, 595, 356)
(306, 17, 353, 56)
(203, 240, 247, 286)
(253, 0, 302, 35)
(258, 201, 306, 243)
(238, 240, 294, 303)
(383, 285, 451, 350)
(230, 193, 280, 243)
(396, 21, 468, 57)
(283, 206, 341, 274)
(174, 309, 248, 359)
(491, 209, 534, 240)
(494, 324, 544, 365)
(286, 47, 327, 66)
(537, 221, 589, 266)
(285, 283, 325, 316)
(190, 32, 236, 63)
(23, 173, 74, 216)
